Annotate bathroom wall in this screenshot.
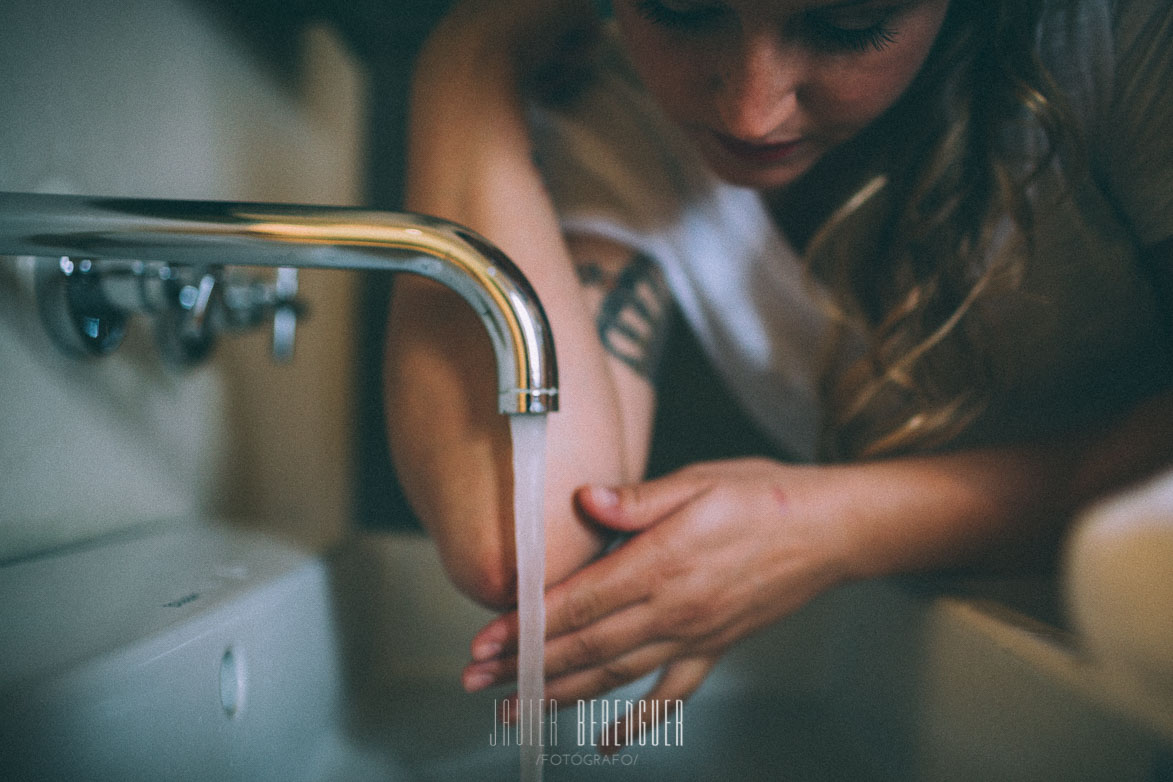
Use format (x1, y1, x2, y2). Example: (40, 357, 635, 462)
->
(0, 0, 367, 560)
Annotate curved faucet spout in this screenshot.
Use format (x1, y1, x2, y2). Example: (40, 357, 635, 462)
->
(0, 191, 558, 415)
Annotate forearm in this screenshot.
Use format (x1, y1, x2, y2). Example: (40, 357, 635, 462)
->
(834, 390, 1173, 582)
(841, 238, 1173, 580)
(387, 3, 638, 609)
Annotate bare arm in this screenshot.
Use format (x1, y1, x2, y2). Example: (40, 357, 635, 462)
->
(455, 387, 1173, 722)
(385, 2, 661, 609)
(843, 237, 1173, 577)
(836, 392, 1173, 581)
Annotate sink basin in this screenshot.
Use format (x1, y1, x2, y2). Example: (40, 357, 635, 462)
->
(0, 520, 864, 781)
(0, 520, 358, 781)
(4, 519, 1167, 781)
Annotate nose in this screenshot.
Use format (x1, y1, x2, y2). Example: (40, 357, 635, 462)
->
(711, 32, 801, 140)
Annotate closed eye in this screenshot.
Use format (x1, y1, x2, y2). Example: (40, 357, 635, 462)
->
(633, 0, 729, 31)
(801, 12, 899, 53)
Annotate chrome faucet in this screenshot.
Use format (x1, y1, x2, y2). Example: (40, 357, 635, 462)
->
(0, 191, 557, 415)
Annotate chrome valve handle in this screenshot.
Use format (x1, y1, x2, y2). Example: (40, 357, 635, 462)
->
(34, 258, 304, 366)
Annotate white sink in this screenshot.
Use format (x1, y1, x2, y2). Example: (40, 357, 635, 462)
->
(4, 520, 1168, 781)
(0, 521, 863, 781)
(0, 520, 374, 781)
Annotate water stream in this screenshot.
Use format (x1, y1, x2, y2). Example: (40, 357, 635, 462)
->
(509, 415, 548, 782)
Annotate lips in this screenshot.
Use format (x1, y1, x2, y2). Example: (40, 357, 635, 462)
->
(712, 132, 804, 165)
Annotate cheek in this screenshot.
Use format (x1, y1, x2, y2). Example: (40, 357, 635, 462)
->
(810, 67, 912, 129)
(806, 4, 949, 135)
(807, 41, 938, 134)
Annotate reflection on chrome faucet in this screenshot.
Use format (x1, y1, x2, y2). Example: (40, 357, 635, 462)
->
(0, 191, 557, 415)
(32, 256, 303, 365)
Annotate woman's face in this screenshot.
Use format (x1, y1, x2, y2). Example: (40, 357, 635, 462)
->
(613, 0, 952, 190)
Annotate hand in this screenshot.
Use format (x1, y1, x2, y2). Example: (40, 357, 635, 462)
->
(461, 458, 854, 749)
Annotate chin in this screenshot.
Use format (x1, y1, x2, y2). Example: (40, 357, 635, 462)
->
(693, 138, 823, 191)
(703, 156, 817, 191)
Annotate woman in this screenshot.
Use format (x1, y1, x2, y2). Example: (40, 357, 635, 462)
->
(385, 0, 1173, 740)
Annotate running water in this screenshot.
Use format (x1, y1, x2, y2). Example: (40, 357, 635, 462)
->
(509, 415, 548, 782)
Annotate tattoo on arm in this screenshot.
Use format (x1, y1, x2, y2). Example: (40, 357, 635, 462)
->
(576, 252, 672, 379)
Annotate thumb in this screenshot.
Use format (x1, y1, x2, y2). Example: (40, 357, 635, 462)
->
(575, 476, 704, 533)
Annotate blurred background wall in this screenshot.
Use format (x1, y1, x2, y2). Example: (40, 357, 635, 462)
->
(0, 0, 451, 561)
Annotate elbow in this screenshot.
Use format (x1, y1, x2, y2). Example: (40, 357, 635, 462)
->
(427, 507, 611, 612)
(440, 546, 518, 612)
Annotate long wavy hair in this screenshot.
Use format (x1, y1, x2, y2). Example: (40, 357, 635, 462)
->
(809, 0, 1079, 460)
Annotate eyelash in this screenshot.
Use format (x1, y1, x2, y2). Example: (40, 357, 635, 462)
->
(632, 0, 900, 54)
(633, 0, 724, 29)
(805, 16, 898, 53)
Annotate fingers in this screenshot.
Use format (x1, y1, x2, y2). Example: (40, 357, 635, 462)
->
(476, 640, 678, 716)
(543, 546, 651, 638)
(467, 597, 715, 709)
(465, 597, 658, 692)
(542, 642, 677, 705)
(479, 646, 670, 716)
(466, 573, 648, 693)
(576, 471, 711, 533)
(544, 603, 656, 680)
(473, 469, 716, 663)
(470, 534, 658, 665)
(470, 611, 518, 662)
